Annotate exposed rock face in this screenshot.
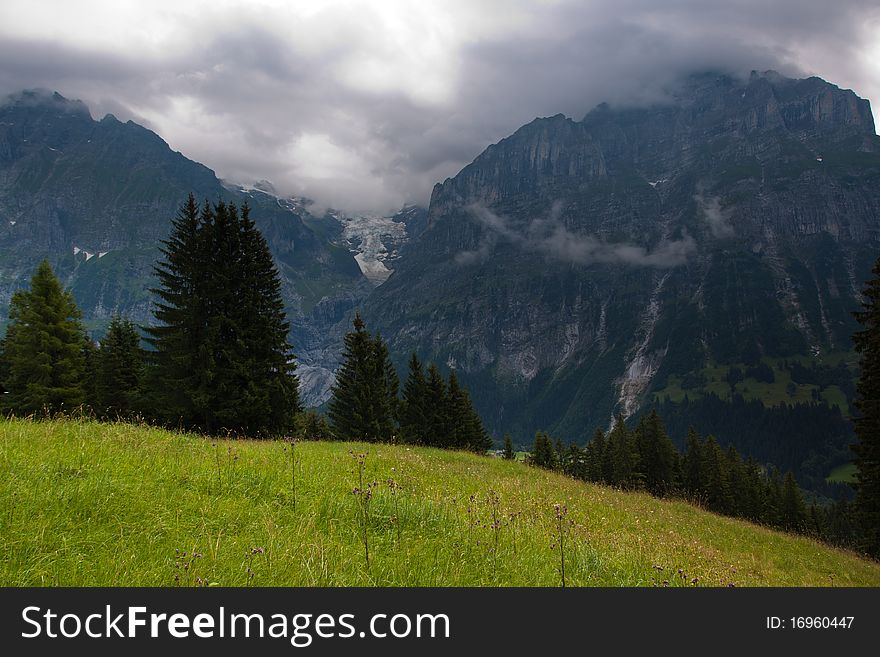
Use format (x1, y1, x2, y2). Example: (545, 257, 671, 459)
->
(365, 71, 880, 441)
(0, 90, 370, 406)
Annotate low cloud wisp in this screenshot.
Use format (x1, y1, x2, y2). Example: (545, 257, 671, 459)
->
(457, 204, 696, 268)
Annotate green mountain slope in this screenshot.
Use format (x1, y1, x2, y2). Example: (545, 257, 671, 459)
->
(1, 417, 877, 586)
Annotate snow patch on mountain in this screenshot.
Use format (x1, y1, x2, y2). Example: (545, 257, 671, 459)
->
(333, 211, 408, 285)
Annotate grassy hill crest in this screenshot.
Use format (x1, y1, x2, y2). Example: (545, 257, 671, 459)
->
(1, 418, 878, 586)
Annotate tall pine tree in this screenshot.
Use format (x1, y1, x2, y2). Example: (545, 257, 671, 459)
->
(399, 352, 428, 444)
(852, 256, 880, 557)
(1, 260, 88, 415)
(328, 313, 398, 442)
(94, 315, 143, 418)
(146, 195, 299, 436)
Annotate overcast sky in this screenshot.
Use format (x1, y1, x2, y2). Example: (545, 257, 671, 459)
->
(1, 0, 878, 214)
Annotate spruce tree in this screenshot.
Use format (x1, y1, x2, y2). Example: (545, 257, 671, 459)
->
(780, 471, 808, 533)
(531, 431, 559, 470)
(423, 363, 447, 447)
(682, 427, 705, 499)
(146, 195, 299, 436)
(372, 335, 399, 441)
(608, 415, 640, 489)
(444, 369, 492, 452)
(703, 436, 732, 514)
(297, 409, 333, 441)
(635, 409, 678, 497)
(327, 313, 398, 442)
(1, 260, 88, 415)
(585, 428, 607, 482)
(399, 352, 428, 444)
(328, 313, 376, 440)
(94, 315, 143, 418)
(502, 433, 515, 459)
(146, 195, 209, 426)
(852, 256, 880, 556)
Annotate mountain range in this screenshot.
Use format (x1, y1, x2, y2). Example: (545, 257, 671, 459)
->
(1, 71, 878, 493)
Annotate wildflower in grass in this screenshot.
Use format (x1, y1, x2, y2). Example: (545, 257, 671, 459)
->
(387, 478, 402, 549)
(507, 510, 521, 556)
(244, 546, 266, 585)
(212, 442, 221, 490)
(285, 436, 300, 511)
(173, 548, 205, 587)
(487, 489, 501, 574)
(550, 503, 572, 588)
(350, 451, 375, 568)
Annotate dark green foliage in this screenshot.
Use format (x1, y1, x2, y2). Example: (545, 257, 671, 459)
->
(634, 409, 679, 497)
(399, 352, 428, 444)
(781, 471, 808, 532)
(682, 428, 705, 501)
(146, 195, 299, 436)
(852, 256, 880, 557)
(328, 313, 398, 442)
(651, 393, 853, 496)
(607, 415, 641, 489)
(585, 428, 607, 483)
(444, 370, 492, 452)
(502, 433, 515, 460)
(531, 431, 559, 470)
(527, 410, 854, 547)
(1, 260, 88, 415)
(94, 315, 143, 418)
(423, 363, 447, 447)
(297, 410, 333, 441)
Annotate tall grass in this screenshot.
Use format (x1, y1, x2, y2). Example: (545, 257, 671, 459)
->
(1, 417, 878, 587)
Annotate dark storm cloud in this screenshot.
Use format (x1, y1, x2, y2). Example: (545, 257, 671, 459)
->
(0, 0, 877, 213)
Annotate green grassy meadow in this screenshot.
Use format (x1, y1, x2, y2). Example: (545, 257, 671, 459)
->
(1, 417, 878, 587)
(827, 463, 858, 484)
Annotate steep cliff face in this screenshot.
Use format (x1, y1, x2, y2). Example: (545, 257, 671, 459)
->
(0, 90, 370, 389)
(366, 71, 880, 443)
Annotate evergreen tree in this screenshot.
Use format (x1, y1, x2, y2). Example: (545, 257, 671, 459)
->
(399, 352, 428, 444)
(447, 370, 492, 453)
(94, 315, 143, 418)
(423, 363, 447, 447)
(682, 427, 705, 500)
(702, 436, 733, 514)
(780, 471, 808, 532)
(562, 442, 586, 479)
(146, 196, 299, 436)
(585, 428, 607, 483)
(531, 431, 559, 470)
(635, 409, 678, 497)
(444, 369, 470, 449)
(1, 260, 88, 415)
(608, 415, 640, 489)
(852, 255, 880, 557)
(372, 335, 399, 441)
(297, 409, 333, 441)
(145, 195, 205, 426)
(502, 433, 515, 460)
(327, 313, 397, 442)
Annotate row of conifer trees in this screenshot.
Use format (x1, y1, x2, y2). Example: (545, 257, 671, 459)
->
(519, 410, 857, 548)
(327, 313, 491, 451)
